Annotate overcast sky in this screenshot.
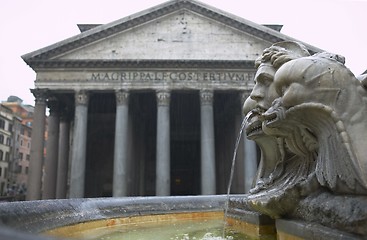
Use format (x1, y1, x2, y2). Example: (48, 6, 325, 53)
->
(1, 0, 366, 105)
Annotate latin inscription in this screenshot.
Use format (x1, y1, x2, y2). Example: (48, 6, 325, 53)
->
(90, 71, 254, 83)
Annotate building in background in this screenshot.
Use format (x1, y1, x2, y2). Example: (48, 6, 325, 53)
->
(0, 104, 13, 195)
(2, 96, 34, 198)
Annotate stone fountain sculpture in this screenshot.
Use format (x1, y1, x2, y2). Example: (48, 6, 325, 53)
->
(240, 41, 367, 235)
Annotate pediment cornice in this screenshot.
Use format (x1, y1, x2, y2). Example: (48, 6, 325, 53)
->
(29, 59, 255, 70)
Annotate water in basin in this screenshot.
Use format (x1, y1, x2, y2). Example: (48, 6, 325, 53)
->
(45, 212, 252, 240)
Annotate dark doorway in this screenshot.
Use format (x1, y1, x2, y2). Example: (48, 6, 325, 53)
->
(170, 91, 201, 195)
(85, 93, 116, 197)
(129, 91, 157, 196)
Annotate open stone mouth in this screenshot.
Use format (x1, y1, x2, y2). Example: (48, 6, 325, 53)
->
(245, 108, 267, 137)
(246, 119, 263, 136)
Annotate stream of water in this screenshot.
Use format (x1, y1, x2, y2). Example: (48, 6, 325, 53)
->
(222, 115, 248, 238)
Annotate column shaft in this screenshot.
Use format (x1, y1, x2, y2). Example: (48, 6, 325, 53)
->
(56, 113, 70, 199)
(200, 90, 216, 195)
(156, 90, 170, 196)
(113, 90, 129, 197)
(69, 91, 89, 198)
(42, 98, 60, 199)
(26, 89, 47, 200)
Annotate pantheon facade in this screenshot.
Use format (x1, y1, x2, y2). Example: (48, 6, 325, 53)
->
(22, 0, 321, 200)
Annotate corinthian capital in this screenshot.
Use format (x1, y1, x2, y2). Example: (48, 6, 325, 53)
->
(31, 88, 48, 104)
(75, 90, 89, 106)
(200, 90, 213, 105)
(156, 90, 170, 106)
(115, 90, 129, 105)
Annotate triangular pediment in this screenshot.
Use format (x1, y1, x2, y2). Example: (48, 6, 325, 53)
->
(22, 0, 322, 68)
(58, 10, 275, 61)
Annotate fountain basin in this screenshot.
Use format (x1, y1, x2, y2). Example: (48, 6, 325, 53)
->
(0, 195, 272, 240)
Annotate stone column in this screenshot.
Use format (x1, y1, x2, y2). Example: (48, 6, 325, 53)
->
(242, 92, 258, 193)
(69, 91, 89, 198)
(200, 90, 216, 195)
(56, 107, 71, 199)
(26, 89, 48, 200)
(156, 90, 170, 196)
(42, 97, 60, 199)
(113, 90, 130, 197)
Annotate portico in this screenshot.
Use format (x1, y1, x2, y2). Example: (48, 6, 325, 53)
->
(28, 66, 255, 199)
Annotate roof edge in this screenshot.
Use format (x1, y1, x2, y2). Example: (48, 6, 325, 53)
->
(25, 59, 256, 70)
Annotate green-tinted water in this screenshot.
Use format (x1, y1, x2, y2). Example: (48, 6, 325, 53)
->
(72, 219, 251, 240)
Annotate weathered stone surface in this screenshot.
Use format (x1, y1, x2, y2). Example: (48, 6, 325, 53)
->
(240, 40, 367, 236)
(292, 192, 367, 236)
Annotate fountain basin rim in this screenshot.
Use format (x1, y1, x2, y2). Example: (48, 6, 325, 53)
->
(0, 195, 234, 240)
